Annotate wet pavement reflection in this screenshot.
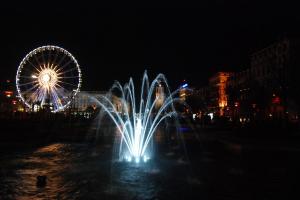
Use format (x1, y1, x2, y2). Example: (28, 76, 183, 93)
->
(0, 140, 299, 200)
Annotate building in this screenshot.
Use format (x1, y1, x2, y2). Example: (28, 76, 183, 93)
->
(226, 37, 300, 122)
(184, 86, 210, 119)
(70, 91, 124, 118)
(71, 91, 105, 118)
(169, 37, 299, 125)
(0, 80, 24, 115)
(208, 72, 232, 116)
(180, 73, 232, 119)
(71, 91, 106, 112)
(179, 80, 191, 102)
(155, 83, 165, 109)
(226, 69, 252, 120)
(249, 38, 292, 120)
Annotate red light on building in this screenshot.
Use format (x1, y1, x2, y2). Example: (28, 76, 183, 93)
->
(272, 96, 281, 104)
(234, 102, 239, 107)
(12, 100, 17, 105)
(4, 91, 13, 98)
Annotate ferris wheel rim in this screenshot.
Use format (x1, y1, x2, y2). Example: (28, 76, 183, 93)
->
(16, 45, 82, 112)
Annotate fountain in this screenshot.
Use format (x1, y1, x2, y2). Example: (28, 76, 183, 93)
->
(92, 71, 181, 163)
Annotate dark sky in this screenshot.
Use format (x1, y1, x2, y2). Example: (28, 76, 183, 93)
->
(1, 1, 300, 90)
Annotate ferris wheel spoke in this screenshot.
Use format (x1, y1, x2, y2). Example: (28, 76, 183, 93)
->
(59, 76, 80, 79)
(37, 88, 47, 104)
(55, 83, 74, 97)
(55, 53, 67, 68)
(47, 49, 52, 67)
(50, 88, 64, 109)
(18, 80, 38, 86)
(53, 82, 73, 103)
(58, 80, 78, 87)
(33, 54, 43, 70)
(29, 86, 42, 103)
(50, 51, 60, 70)
(20, 83, 39, 94)
(55, 83, 73, 94)
(25, 60, 41, 73)
(57, 67, 78, 75)
(49, 88, 58, 107)
(19, 64, 39, 75)
(18, 75, 37, 79)
(54, 86, 71, 103)
(55, 82, 65, 90)
(56, 58, 74, 73)
(41, 50, 46, 67)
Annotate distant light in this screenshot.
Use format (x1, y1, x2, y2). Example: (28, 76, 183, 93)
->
(135, 157, 140, 163)
(182, 83, 188, 88)
(192, 114, 196, 120)
(31, 74, 38, 78)
(208, 113, 214, 120)
(272, 96, 281, 104)
(5, 91, 13, 98)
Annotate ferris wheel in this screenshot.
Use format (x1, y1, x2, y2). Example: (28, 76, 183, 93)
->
(16, 45, 82, 112)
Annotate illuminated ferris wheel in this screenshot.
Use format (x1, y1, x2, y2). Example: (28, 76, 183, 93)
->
(16, 45, 82, 112)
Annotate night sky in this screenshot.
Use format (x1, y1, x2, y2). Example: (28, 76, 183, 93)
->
(1, 1, 300, 90)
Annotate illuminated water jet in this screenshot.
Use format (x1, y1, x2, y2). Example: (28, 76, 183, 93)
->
(93, 71, 180, 163)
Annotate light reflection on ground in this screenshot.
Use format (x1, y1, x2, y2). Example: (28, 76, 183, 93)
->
(0, 140, 297, 200)
(0, 143, 195, 200)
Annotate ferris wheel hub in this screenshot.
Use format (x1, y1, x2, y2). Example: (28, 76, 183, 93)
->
(38, 68, 58, 88)
(42, 74, 50, 83)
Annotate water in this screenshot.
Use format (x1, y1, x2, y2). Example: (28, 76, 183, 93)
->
(92, 71, 181, 162)
(1, 140, 299, 200)
(0, 143, 197, 200)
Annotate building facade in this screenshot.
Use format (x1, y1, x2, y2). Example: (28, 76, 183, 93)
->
(226, 37, 300, 122)
(184, 38, 299, 125)
(71, 91, 106, 112)
(208, 72, 232, 116)
(155, 83, 165, 109)
(0, 80, 24, 116)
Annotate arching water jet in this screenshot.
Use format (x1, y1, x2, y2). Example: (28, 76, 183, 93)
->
(92, 71, 182, 163)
